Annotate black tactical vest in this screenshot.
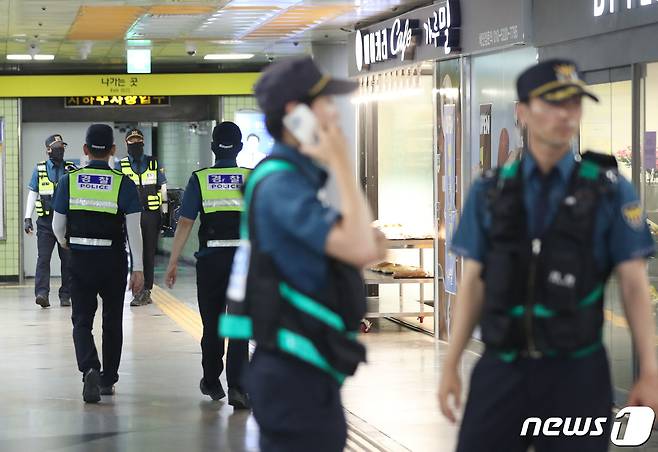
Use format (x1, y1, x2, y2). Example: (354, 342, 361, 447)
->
(221, 157, 367, 383)
(480, 158, 614, 360)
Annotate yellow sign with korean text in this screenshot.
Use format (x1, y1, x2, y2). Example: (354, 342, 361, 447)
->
(0, 73, 259, 97)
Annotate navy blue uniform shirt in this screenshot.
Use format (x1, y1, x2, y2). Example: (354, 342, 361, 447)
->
(114, 155, 167, 186)
(179, 157, 240, 258)
(28, 159, 77, 192)
(53, 160, 142, 251)
(451, 151, 655, 273)
(252, 142, 340, 295)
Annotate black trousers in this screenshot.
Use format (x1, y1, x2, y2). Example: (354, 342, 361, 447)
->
(196, 249, 248, 390)
(35, 216, 72, 299)
(70, 249, 128, 387)
(246, 349, 347, 452)
(457, 348, 613, 452)
(141, 210, 161, 291)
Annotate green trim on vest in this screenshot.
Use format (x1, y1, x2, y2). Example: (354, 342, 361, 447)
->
(195, 167, 251, 214)
(569, 340, 603, 359)
(533, 304, 556, 318)
(578, 284, 604, 308)
(578, 159, 600, 180)
(219, 314, 253, 339)
(500, 160, 520, 179)
(241, 160, 296, 239)
(279, 282, 346, 332)
(508, 305, 525, 317)
(497, 350, 518, 363)
(277, 328, 346, 384)
(68, 168, 122, 214)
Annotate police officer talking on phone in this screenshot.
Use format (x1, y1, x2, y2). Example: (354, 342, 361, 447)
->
(165, 121, 251, 409)
(219, 57, 386, 451)
(438, 59, 658, 451)
(52, 124, 144, 403)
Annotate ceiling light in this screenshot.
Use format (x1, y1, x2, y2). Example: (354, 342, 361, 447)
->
(204, 53, 254, 60)
(6, 54, 32, 60)
(127, 48, 151, 74)
(33, 54, 55, 61)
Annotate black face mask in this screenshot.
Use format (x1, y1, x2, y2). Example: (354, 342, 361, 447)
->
(49, 147, 65, 165)
(127, 142, 144, 159)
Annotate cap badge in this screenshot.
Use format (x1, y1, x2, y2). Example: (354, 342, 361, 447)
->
(555, 64, 579, 83)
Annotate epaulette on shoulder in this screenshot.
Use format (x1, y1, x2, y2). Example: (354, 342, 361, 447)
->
(581, 151, 618, 170)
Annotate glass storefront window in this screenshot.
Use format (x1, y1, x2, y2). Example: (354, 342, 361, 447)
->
(580, 77, 634, 403)
(469, 47, 537, 179)
(642, 62, 658, 392)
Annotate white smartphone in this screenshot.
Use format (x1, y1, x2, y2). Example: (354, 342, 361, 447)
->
(283, 104, 319, 146)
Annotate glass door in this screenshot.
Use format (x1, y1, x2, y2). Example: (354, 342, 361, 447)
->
(580, 73, 634, 405)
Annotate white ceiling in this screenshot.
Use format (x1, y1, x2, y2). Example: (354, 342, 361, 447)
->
(0, 0, 428, 66)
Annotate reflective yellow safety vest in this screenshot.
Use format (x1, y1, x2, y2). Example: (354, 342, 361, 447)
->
(194, 167, 251, 248)
(67, 167, 124, 248)
(196, 167, 251, 213)
(119, 156, 161, 211)
(36, 160, 74, 217)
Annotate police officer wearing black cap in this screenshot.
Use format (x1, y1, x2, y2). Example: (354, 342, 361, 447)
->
(116, 128, 168, 307)
(218, 57, 386, 451)
(25, 134, 77, 308)
(439, 59, 658, 452)
(165, 121, 251, 409)
(52, 124, 144, 403)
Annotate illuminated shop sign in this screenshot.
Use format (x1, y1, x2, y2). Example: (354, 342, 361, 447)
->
(354, 0, 461, 73)
(594, 0, 658, 16)
(64, 95, 170, 108)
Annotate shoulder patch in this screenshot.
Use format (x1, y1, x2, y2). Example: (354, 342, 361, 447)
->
(622, 201, 644, 230)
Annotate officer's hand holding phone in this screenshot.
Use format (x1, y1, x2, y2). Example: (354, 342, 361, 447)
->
(130, 271, 144, 294)
(285, 104, 347, 166)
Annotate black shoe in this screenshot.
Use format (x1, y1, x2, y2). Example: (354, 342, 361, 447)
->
(82, 369, 101, 403)
(228, 388, 251, 410)
(60, 297, 71, 307)
(130, 290, 148, 307)
(35, 294, 50, 308)
(100, 385, 115, 396)
(200, 379, 225, 401)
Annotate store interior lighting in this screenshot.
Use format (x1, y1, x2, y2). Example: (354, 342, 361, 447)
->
(351, 88, 424, 104)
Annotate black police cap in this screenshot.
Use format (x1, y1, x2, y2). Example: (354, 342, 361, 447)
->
(45, 134, 67, 148)
(212, 121, 242, 151)
(517, 59, 599, 104)
(125, 128, 144, 143)
(254, 56, 357, 112)
(86, 124, 114, 152)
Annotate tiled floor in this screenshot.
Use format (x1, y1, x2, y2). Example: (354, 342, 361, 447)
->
(1, 258, 657, 451)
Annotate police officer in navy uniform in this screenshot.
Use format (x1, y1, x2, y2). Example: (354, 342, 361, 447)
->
(52, 124, 144, 403)
(219, 57, 386, 451)
(165, 122, 251, 409)
(116, 128, 168, 306)
(24, 134, 76, 308)
(439, 60, 658, 452)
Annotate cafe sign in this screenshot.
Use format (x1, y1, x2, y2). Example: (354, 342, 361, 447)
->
(353, 0, 461, 73)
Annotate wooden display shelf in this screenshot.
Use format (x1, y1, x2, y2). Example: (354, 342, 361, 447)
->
(363, 269, 434, 285)
(384, 238, 434, 249)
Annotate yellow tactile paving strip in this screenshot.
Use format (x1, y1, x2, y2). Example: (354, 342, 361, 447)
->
(151, 285, 202, 342)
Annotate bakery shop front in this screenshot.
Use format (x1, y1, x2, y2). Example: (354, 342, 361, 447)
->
(348, 0, 534, 338)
